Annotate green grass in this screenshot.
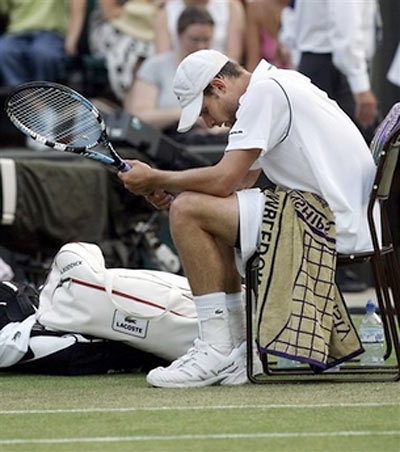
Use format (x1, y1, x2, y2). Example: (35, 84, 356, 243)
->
(0, 373, 399, 452)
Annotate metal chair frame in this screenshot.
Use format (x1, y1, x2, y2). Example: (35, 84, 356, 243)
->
(246, 103, 400, 383)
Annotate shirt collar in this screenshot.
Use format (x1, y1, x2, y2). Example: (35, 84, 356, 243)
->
(249, 59, 277, 86)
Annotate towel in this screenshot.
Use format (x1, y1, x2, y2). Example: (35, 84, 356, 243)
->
(255, 188, 363, 371)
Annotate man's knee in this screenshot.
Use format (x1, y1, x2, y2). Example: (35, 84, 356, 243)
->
(169, 192, 201, 229)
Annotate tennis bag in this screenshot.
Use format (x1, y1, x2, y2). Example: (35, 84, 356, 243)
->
(36, 242, 198, 361)
(0, 281, 39, 330)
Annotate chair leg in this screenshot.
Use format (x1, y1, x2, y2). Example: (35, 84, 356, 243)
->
(381, 212, 400, 328)
(245, 281, 257, 382)
(380, 280, 400, 379)
(370, 253, 400, 379)
(382, 253, 400, 373)
(370, 255, 393, 360)
(386, 251, 400, 329)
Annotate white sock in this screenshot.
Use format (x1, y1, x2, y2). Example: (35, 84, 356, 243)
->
(226, 292, 246, 347)
(193, 292, 233, 355)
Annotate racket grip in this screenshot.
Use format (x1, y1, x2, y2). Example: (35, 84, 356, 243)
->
(119, 161, 132, 172)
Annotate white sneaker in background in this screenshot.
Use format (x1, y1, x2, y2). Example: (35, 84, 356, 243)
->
(146, 339, 245, 388)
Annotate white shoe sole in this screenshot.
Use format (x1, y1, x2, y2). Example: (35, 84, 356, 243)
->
(147, 361, 245, 388)
(147, 373, 239, 388)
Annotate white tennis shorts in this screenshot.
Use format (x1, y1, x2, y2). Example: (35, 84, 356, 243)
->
(235, 188, 264, 276)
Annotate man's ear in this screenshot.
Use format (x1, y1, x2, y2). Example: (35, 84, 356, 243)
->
(209, 77, 226, 93)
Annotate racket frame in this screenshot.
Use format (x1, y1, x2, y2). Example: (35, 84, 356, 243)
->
(5, 81, 130, 172)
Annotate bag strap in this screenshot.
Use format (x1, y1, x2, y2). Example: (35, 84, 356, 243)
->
(103, 270, 172, 320)
(0, 282, 39, 328)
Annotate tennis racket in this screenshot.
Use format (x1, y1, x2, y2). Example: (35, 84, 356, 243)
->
(5, 81, 131, 172)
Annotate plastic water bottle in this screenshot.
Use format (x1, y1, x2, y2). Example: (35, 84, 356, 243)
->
(276, 356, 301, 369)
(359, 299, 385, 366)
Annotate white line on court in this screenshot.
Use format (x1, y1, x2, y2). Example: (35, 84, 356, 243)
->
(0, 401, 398, 415)
(1, 430, 400, 445)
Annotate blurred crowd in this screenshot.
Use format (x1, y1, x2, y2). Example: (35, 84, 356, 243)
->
(0, 0, 398, 146)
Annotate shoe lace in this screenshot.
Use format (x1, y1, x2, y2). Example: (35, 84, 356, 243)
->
(167, 339, 215, 374)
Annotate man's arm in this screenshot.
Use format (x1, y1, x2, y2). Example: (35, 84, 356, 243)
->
(65, 0, 87, 56)
(238, 168, 262, 189)
(154, 7, 172, 54)
(119, 148, 261, 198)
(124, 78, 181, 129)
(328, 0, 377, 128)
(225, 0, 246, 63)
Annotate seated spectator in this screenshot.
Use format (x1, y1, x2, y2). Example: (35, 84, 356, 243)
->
(124, 5, 228, 143)
(88, 0, 157, 101)
(154, 0, 245, 63)
(245, 0, 289, 71)
(0, 0, 86, 86)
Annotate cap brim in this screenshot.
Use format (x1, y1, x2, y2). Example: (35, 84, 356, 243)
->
(177, 93, 203, 133)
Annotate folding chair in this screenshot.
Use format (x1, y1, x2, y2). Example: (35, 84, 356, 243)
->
(245, 102, 400, 383)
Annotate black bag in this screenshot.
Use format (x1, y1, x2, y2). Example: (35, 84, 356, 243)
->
(0, 281, 39, 329)
(10, 325, 168, 376)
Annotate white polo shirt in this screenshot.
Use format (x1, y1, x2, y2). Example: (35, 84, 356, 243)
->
(226, 61, 378, 273)
(279, 0, 378, 93)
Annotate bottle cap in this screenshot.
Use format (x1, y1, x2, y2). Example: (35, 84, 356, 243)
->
(366, 299, 376, 312)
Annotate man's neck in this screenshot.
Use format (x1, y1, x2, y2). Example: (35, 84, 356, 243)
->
(236, 71, 252, 98)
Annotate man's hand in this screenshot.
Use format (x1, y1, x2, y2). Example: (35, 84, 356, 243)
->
(274, 43, 293, 69)
(146, 189, 174, 210)
(118, 160, 174, 209)
(118, 160, 155, 196)
(354, 90, 377, 129)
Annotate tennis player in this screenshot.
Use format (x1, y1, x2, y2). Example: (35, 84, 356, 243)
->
(119, 49, 377, 388)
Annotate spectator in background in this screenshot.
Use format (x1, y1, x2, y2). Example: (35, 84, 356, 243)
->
(125, 5, 227, 143)
(245, 0, 289, 71)
(0, 0, 86, 86)
(88, 0, 157, 101)
(154, 0, 245, 63)
(279, 0, 379, 134)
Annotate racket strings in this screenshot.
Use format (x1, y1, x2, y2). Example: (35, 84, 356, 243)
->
(23, 92, 90, 133)
(8, 88, 102, 147)
(11, 89, 95, 129)
(12, 90, 99, 142)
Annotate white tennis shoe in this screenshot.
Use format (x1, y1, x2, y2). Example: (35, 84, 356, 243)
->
(220, 341, 264, 385)
(146, 339, 246, 388)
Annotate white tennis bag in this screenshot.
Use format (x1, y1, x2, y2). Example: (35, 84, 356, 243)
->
(37, 242, 198, 361)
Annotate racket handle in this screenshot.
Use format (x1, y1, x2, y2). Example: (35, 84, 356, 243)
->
(119, 161, 131, 172)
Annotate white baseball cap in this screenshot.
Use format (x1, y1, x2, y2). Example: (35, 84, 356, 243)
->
(173, 49, 229, 133)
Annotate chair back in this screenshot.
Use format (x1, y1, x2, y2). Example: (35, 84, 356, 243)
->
(370, 103, 400, 201)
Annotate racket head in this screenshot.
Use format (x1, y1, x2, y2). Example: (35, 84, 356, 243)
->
(5, 81, 104, 152)
(5, 81, 131, 171)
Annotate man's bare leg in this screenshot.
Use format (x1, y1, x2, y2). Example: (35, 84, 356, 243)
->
(146, 191, 249, 387)
(214, 238, 246, 347)
(169, 191, 240, 295)
(169, 191, 241, 352)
